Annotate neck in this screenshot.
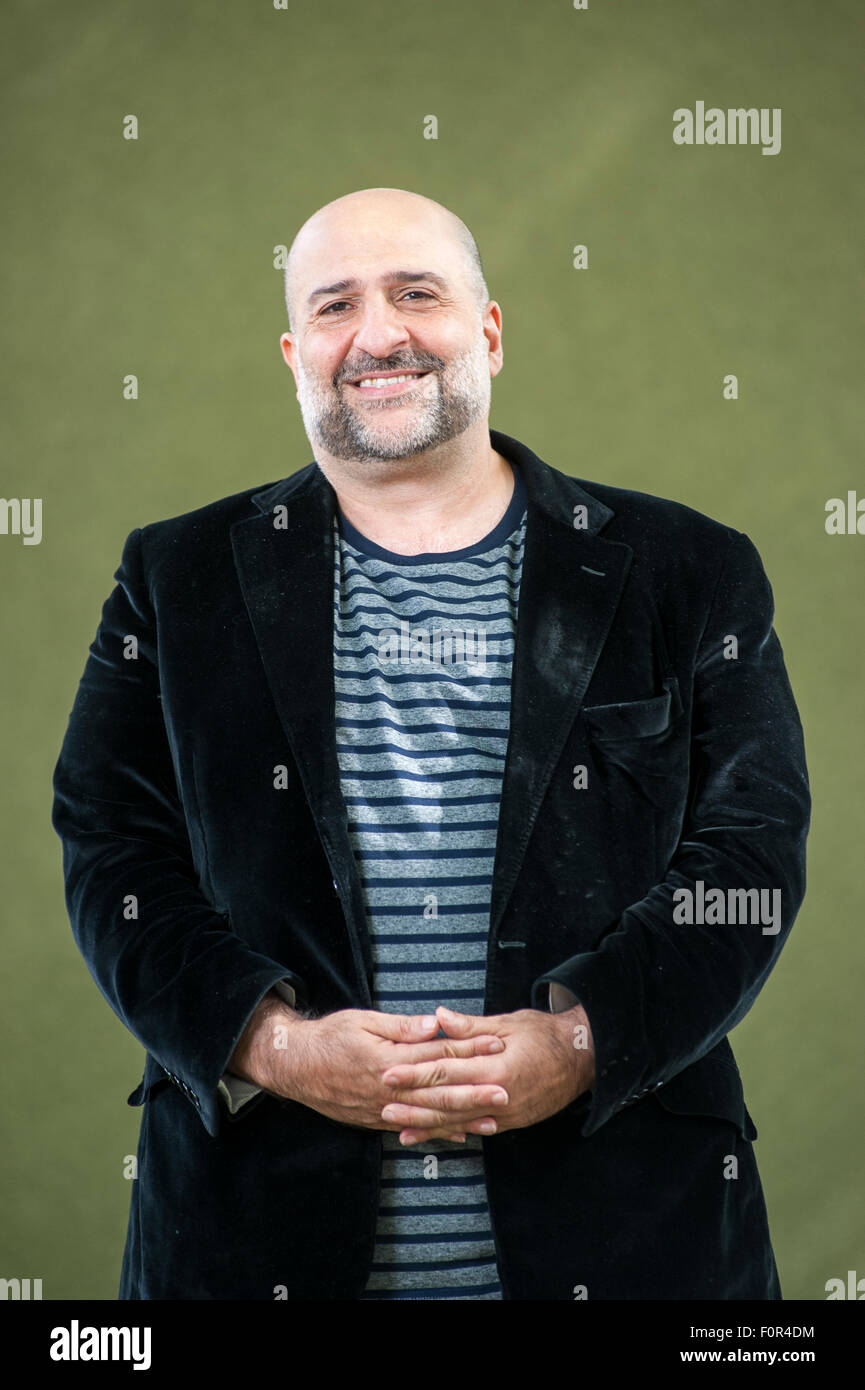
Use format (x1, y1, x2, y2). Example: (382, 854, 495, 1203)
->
(314, 419, 514, 556)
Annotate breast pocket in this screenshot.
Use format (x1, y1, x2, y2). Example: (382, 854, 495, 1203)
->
(582, 675, 682, 742)
(580, 676, 685, 819)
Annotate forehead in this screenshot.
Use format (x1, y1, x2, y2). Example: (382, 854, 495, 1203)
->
(293, 206, 466, 300)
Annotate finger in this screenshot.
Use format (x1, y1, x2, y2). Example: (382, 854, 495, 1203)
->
(376, 1119, 468, 1143)
(398, 1131, 467, 1146)
(384, 1084, 509, 1115)
(388, 1035, 505, 1065)
(435, 1006, 503, 1038)
(382, 1091, 507, 1128)
(365, 1011, 440, 1042)
(396, 1116, 499, 1143)
(382, 1057, 505, 1088)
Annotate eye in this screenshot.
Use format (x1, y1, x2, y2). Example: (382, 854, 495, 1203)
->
(319, 289, 435, 316)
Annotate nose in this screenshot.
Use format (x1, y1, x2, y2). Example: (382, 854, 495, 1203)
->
(348, 292, 413, 362)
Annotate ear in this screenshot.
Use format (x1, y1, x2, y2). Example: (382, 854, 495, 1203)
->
(483, 301, 503, 380)
(280, 331, 298, 377)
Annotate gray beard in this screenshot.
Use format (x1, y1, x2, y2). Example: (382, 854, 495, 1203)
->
(296, 334, 492, 462)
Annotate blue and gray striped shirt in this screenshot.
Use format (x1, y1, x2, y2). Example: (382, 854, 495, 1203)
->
(332, 461, 528, 1300)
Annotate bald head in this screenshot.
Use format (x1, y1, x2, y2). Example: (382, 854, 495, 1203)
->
(283, 188, 488, 333)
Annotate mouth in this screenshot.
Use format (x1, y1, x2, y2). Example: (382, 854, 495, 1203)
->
(343, 370, 432, 398)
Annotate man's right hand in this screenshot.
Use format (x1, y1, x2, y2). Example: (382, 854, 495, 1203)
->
(227, 994, 508, 1142)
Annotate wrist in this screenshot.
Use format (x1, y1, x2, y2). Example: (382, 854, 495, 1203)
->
(272, 1012, 318, 1104)
(554, 1004, 595, 1086)
(228, 992, 309, 1095)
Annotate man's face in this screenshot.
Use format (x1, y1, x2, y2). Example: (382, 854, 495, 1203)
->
(280, 215, 502, 463)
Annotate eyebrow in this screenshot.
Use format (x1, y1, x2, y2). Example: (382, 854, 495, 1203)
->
(306, 270, 450, 307)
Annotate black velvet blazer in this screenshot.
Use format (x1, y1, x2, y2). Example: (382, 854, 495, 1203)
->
(52, 427, 810, 1300)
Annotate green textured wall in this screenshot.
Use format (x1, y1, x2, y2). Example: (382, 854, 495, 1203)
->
(1, 0, 861, 1300)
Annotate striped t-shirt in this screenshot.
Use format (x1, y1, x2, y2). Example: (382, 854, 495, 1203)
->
(332, 460, 528, 1300)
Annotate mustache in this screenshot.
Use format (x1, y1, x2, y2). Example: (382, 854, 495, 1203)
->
(335, 354, 445, 385)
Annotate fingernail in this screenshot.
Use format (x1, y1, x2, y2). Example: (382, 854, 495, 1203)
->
(421, 1016, 437, 1029)
(479, 1120, 496, 1134)
(492, 1092, 508, 1105)
(489, 1039, 504, 1052)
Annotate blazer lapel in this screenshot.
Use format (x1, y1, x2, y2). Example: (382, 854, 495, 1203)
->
(487, 430, 633, 940)
(230, 463, 375, 996)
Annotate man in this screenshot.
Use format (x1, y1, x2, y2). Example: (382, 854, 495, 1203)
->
(52, 187, 810, 1300)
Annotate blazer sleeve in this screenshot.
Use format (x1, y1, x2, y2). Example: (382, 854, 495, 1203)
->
(531, 529, 811, 1135)
(51, 527, 310, 1137)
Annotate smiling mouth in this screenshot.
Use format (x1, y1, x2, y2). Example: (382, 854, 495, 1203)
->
(344, 371, 431, 397)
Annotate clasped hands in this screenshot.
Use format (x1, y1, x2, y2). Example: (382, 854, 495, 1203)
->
(276, 1002, 595, 1146)
(382, 1004, 595, 1144)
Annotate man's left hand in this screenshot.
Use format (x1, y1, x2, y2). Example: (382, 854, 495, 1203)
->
(380, 1004, 595, 1145)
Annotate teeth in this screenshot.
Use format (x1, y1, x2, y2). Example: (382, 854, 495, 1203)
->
(356, 374, 422, 388)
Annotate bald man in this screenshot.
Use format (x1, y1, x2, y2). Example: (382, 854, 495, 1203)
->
(53, 187, 809, 1300)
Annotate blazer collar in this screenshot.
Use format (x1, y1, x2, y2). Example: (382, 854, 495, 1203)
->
(247, 426, 615, 535)
(231, 428, 632, 973)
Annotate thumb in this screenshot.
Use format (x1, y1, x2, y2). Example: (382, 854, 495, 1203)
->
(435, 1006, 487, 1036)
(368, 1011, 440, 1042)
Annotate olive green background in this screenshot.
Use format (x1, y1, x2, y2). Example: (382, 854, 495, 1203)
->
(1, 0, 862, 1300)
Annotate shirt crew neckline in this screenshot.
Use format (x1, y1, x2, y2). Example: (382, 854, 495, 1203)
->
(336, 461, 527, 565)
